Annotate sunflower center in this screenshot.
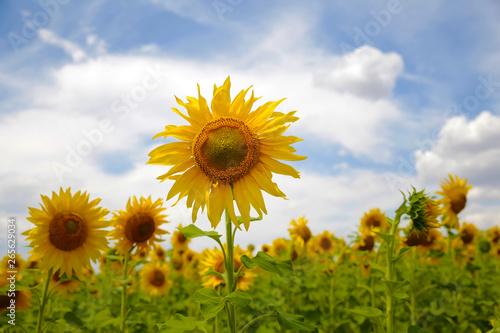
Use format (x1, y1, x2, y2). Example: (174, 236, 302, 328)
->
(49, 211, 88, 251)
(125, 213, 156, 243)
(298, 226, 312, 243)
(150, 270, 165, 287)
(320, 237, 332, 250)
(177, 232, 187, 244)
(358, 235, 375, 252)
(193, 118, 260, 184)
(450, 193, 467, 215)
(461, 230, 475, 245)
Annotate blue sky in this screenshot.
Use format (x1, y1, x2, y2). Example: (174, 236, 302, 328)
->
(1, 0, 500, 255)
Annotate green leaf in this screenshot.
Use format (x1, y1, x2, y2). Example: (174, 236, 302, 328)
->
(64, 311, 84, 327)
(393, 247, 412, 262)
(104, 254, 124, 261)
(369, 262, 386, 274)
(202, 267, 226, 283)
(224, 290, 252, 308)
(346, 306, 384, 318)
(276, 311, 317, 331)
(157, 314, 208, 333)
(408, 325, 432, 333)
(393, 292, 410, 300)
(193, 288, 225, 319)
(383, 279, 410, 293)
(241, 251, 293, 277)
(179, 225, 222, 243)
(373, 231, 392, 244)
(128, 259, 150, 268)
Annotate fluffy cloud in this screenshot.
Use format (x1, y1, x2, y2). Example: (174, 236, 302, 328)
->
(314, 45, 404, 100)
(415, 111, 500, 228)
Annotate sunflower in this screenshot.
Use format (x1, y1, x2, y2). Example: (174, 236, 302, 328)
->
(360, 208, 389, 233)
(269, 238, 290, 258)
(199, 247, 226, 289)
(436, 175, 472, 229)
(0, 290, 32, 313)
(307, 231, 343, 256)
(486, 226, 500, 246)
(171, 224, 190, 252)
(50, 270, 82, 298)
(150, 244, 167, 262)
(407, 189, 441, 233)
(404, 228, 443, 250)
(109, 196, 169, 255)
(354, 232, 375, 252)
(0, 254, 25, 276)
(288, 216, 312, 246)
(140, 262, 172, 297)
(148, 77, 306, 230)
(23, 188, 109, 278)
(199, 245, 254, 290)
(456, 222, 480, 247)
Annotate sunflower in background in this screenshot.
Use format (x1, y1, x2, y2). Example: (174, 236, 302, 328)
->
(0, 274, 32, 313)
(407, 189, 441, 233)
(436, 175, 472, 229)
(171, 224, 190, 253)
(486, 226, 500, 246)
(140, 262, 172, 297)
(360, 208, 390, 234)
(454, 222, 480, 250)
(354, 232, 376, 252)
(148, 77, 306, 230)
(50, 270, 82, 298)
(109, 196, 169, 256)
(269, 238, 290, 259)
(289, 216, 312, 247)
(199, 245, 255, 291)
(0, 254, 25, 276)
(23, 188, 109, 278)
(150, 244, 167, 262)
(307, 231, 344, 257)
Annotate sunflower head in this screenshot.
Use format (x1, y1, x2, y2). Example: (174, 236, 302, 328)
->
(354, 232, 375, 252)
(1, 254, 25, 276)
(407, 188, 441, 233)
(139, 262, 172, 297)
(288, 217, 312, 245)
(270, 238, 290, 258)
(436, 175, 472, 229)
(405, 228, 443, 249)
(458, 222, 480, 246)
(148, 77, 306, 230)
(0, 290, 32, 313)
(150, 244, 167, 262)
(23, 188, 109, 278)
(486, 226, 500, 245)
(172, 224, 190, 251)
(50, 270, 82, 298)
(360, 208, 389, 233)
(109, 196, 169, 255)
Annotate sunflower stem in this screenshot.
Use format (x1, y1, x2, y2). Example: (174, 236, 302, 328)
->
(36, 267, 53, 333)
(120, 250, 131, 333)
(240, 312, 276, 333)
(410, 246, 417, 326)
(385, 212, 402, 333)
(225, 208, 237, 333)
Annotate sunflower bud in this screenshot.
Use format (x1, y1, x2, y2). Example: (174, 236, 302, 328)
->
(408, 188, 441, 233)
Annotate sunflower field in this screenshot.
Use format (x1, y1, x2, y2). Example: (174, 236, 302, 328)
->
(1, 79, 500, 333)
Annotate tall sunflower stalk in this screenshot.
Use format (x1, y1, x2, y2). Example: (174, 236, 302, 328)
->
(382, 189, 441, 333)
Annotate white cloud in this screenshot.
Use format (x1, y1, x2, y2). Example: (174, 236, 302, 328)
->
(149, 0, 219, 24)
(314, 45, 404, 100)
(415, 111, 500, 228)
(38, 29, 87, 62)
